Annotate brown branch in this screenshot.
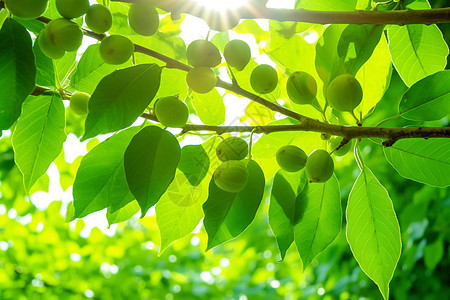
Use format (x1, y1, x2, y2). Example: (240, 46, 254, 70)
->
(112, 0, 450, 25)
(140, 113, 450, 145)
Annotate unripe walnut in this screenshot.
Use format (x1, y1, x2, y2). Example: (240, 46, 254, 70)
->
(326, 74, 363, 112)
(154, 96, 189, 128)
(216, 137, 248, 162)
(99, 35, 134, 65)
(85, 4, 112, 34)
(186, 67, 217, 94)
(55, 0, 90, 19)
(186, 40, 221, 68)
(224, 40, 251, 71)
(286, 71, 317, 105)
(4, 0, 48, 19)
(329, 137, 352, 157)
(305, 149, 334, 183)
(214, 160, 249, 193)
(128, 2, 159, 36)
(250, 64, 278, 94)
(276, 145, 307, 172)
(69, 92, 90, 116)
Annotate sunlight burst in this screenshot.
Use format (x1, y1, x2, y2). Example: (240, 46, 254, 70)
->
(194, 0, 244, 11)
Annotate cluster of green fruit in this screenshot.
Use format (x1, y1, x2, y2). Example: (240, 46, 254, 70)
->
(185, 39, 252, 93)
(285, 71, 363, 112)
(213, 137, 249, 193)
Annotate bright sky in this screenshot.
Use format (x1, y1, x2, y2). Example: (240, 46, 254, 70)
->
(3, 0, 296, 237)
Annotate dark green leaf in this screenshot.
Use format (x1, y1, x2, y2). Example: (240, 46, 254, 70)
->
(12, 93, 66, 192)
(347, 166, 401, 300)
(294, 174, 341, 268)
(0, 18, 36, 130)
(398, 70, 450, 121)
(124, 126, 181, 216)
(384, 139, 450, 188)
(203, 160, 265, 250)
(73, 127, 139, 218)
(178, 145, 210, 186)
(82, 64, 162, 141)
(337, 25, 384, 75)
(269, 170, 307, 260)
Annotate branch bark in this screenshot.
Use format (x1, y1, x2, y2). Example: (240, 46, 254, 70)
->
(141, 113, 450, 145)
(112, 0, 450, 25)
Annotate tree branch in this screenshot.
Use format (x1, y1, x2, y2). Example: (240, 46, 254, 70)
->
(141, 113, 450, 145)
(112, 0, 450, 25)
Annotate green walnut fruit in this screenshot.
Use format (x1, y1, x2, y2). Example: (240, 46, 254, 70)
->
(69, 92, 90, 116)
(186, 40, 221, 68)
(154, 96, 189, 128)
(326, 74, 363, 112)
(4, 0, 48, 19)
(216, 137, 248, 162)
(286, 71, 317, 105)
(99, 35, 134, 65)
(128, 2, 159, 36)
(38, 29, 65, 59)
(55, 0, 90, 19)
(85, 4, 112, 34)
(329, 137, 352, 157)
(186, 67, 217, 94)
(224, 40, 251, 71)
(305, 149, 334, 183)
(206, 11, 240, 32)
(276, 145, 307, 172)
(46, 18, 83, 52)
(214, 160, 249, 193)
(250, 64, 278, 94)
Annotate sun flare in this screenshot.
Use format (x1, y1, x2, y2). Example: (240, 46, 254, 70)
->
(193, 0, 245, 11)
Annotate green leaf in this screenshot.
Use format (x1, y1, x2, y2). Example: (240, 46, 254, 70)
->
(398, 70, 450, 121)
(70, 44, 132, 94)
(124, 126, 181, 216)
(178, 145, 210, 186)
(0, 18, 36, 130)
(346, 166, 401, 300)
(294, 174, 341, 268)
(12, 93, 66, 192)
(423, 237, 444, 271)
(354, 35, 392, 118)
(337, 25, 384, 75)
(33, 35, 56, 88)
(106, 200, 140, 226)
(73, 127, 139, 218)
(191, 89, 226, 126)
(82, 64, 162, 141)
(383, 139, 450, 188)
(388, 24, 449, 87)
(156, 171, 209, 253)
(203, 160, 265, 250)
(269, 170, 307, 260)
(315, 24, 347, 87)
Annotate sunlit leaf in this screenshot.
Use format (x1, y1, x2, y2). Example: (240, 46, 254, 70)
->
(73, 127, 139, 218)
(106, 200, 140, 226)
(384, 139, 450, 188)
(177, 144, 210, 186)
(82, 64, 162, 141)
(12, 93, 66, 192)
(124, 126, 181, 216)
(294, 174, 341, 268)
(191, 89, 226, 126)
(203, 160, 265, 250)
(347, 166, 401, 300)
(398, 70, 450, 121)
(388, 24, 449, 87)
(269, 169, 307, 260)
